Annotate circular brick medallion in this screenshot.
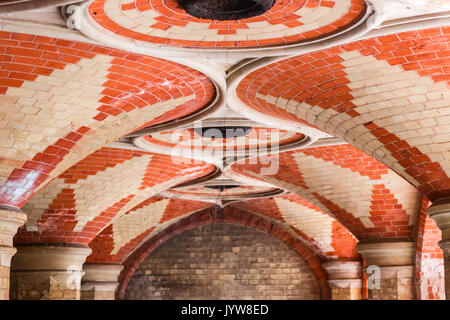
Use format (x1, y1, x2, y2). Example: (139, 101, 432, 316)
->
(88, 0, 366, 48)
(170, 184, 279, 197)
(142, 127, 305, 151)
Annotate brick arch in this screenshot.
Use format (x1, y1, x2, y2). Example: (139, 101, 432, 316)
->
(117, 206, 330, 299)
(230, 144, 422, 241)
(0, 32, 215, 208)
(231, 194, 360, 260)
(15, 147, 216, 245)
(87, 197, 214, 263)
(235, 26, 450, 203)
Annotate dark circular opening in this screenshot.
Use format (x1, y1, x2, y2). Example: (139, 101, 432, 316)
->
(177, 0, 275, 20)
(194, 126, 253, 139)
(205, 185, 240, 190)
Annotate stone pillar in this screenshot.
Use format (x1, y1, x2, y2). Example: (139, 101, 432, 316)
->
(81, 264, 123, 300)
(11, 245, 91, 300)
(0, 206, 27, 300)
(322, 260, 362, 300)
(428, 200, 450, 299)
(357, 241, 415, 300)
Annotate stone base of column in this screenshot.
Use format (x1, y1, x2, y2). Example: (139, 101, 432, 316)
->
(11, 244, 91, 300)
(0, 247, 16, 300)
(0, 206, 27, 300)
(369, 265, 414, 300)
(81, 264, 123, 300)
(357, 240, 415, 300)
(428, 201, 450, 299)
(322, 260, 362, 300)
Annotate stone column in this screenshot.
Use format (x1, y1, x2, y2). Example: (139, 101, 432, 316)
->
(81, 264, 123, 300)
(322, 260, 362, 300)
(10, 245, 91, 300)
(0, 206, 27, 300)
(357, 241, 415, 300)
(428, 200, 450, 299)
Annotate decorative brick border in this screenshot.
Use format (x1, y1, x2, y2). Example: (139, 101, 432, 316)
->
(143, 127, 304, 151)
(117, 206, 330, 299)
(87, 0, 366, 48)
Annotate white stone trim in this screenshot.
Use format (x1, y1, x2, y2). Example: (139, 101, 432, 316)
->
(357, 241, 415, 267)
(11, 245, 92, 271)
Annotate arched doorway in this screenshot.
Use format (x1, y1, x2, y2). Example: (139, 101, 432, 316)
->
(124, 223, 321, 300)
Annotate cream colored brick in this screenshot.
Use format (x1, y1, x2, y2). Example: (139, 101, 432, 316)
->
(275, 197, 334, 253)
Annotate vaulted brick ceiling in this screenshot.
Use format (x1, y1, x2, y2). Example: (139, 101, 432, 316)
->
(231, 194, 359, 260)
(87, 197, 213, 263)
(0, 32, 215, 208)
(0, 0, 448, 297)
(15, 147, 215, 245)
(230, 144, 422, 240)
(88, 0, 366, 48)
(234, 27, 450, 202)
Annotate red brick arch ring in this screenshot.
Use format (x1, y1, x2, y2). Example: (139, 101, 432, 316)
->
(69, 0, 372, 58)
(117, 206, 330, 299)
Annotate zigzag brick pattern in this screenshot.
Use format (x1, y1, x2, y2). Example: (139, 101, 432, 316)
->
(237, 26, 450, 201)
(0, 32, 215, 208)
(14, 147, 215, 245)
(231, 144, 421, 239)
(87, 197, 212, 263)
(232, 194, 359, 260)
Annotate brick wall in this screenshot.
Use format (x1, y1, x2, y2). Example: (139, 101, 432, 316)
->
(415, 198, 445, 299)
(0, 265, 9, 300)
(124, 224, 321, 300)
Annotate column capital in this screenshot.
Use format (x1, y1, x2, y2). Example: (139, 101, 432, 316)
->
(0, 247, 16, 268)
(356, 240, 414, 267)
(322, 260, 362, 299)
(82, 264, 123, 290)
(11, 245, 92, 300)
(322, 260, 362, 289)
(0, 205, 27, 248)
(11, 244, 92, 272)
(81, 264, 123, 300)
(428, 200, 450, 239)
(438, 239, 450, 260)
